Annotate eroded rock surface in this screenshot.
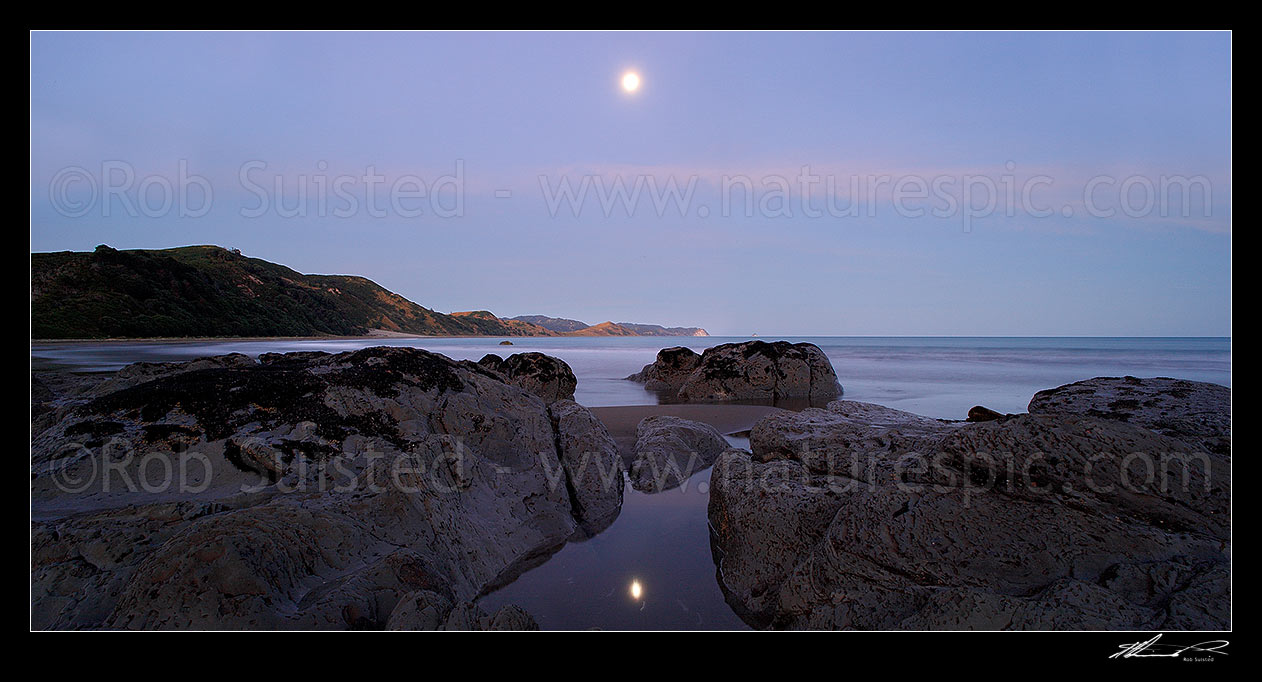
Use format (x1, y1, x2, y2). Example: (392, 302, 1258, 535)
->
(1028, 376, 1231, 456)
(710, 385, 1230, 630)
(31, 347, 620, 630)
(627, 341, 841, 405)
(386, 590, 538, 631)
(629, 416, 730, 492)
(548, 399, 625, 535)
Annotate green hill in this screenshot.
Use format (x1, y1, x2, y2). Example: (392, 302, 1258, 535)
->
(510, 315, 591, 333)
(31, 245, 551, 339)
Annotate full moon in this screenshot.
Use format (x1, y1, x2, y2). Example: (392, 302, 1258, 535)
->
(621, 71, 641, 93)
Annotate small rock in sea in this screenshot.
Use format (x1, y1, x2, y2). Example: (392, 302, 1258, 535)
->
(499, 340, 514, 345)
(967, 405, 1004, 422)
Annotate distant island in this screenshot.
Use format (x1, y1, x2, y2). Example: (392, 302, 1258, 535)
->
(30, 245, 709, 340)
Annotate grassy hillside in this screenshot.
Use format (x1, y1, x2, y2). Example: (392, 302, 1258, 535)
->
(510, 315, 591, 333)
(614, 322, 708, 337)
(454, 311, 558, 336)
(562, 321, 637, 336)
(31, 245, 551, 339)
(513, 315, 708, 337)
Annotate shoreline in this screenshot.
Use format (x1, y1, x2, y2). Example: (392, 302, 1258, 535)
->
(31, 333, 1233, 346)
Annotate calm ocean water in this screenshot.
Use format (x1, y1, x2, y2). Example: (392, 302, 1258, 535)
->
(30, 336, 1230, 629)
(31, 336, 1231, 419)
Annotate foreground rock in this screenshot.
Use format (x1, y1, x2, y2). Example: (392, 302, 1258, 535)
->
(549, 400, 625, 535)
(627, 341, 841, 404)
(1028, 376, 1231, 456)
(629, 416, 730, 492)
(477, 352, 577, 402)
(386, 590, 538, 631)
(710, 380, 1230, 630)
(31, 347, 621, 630)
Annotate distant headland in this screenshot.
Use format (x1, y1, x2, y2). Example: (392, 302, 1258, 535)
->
(30, 245, 708, 340)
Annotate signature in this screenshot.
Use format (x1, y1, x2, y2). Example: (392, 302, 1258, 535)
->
(1110, 634, 1230, 659)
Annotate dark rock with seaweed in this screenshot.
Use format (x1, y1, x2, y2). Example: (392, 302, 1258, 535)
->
(477, 351, 577, 402)
(31, 346, 621, 629)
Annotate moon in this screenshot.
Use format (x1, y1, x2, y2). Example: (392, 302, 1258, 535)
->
(621, 71, 641, 93)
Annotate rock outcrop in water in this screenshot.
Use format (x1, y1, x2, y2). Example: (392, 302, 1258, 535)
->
(627, 341, 841, 405)
(31, 347, 621, 630)
(629, 416, 731, 493)
(710, 378, 1230, 630)
(477, 352, 577, 402)
(966, 405, 1004, 422)
(626, 346, 702, 393)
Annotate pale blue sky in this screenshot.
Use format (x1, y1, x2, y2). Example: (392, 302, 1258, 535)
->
(30, 31, 1231, 335)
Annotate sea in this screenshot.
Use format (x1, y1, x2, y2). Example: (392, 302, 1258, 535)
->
(29, 336, 1231, 629)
